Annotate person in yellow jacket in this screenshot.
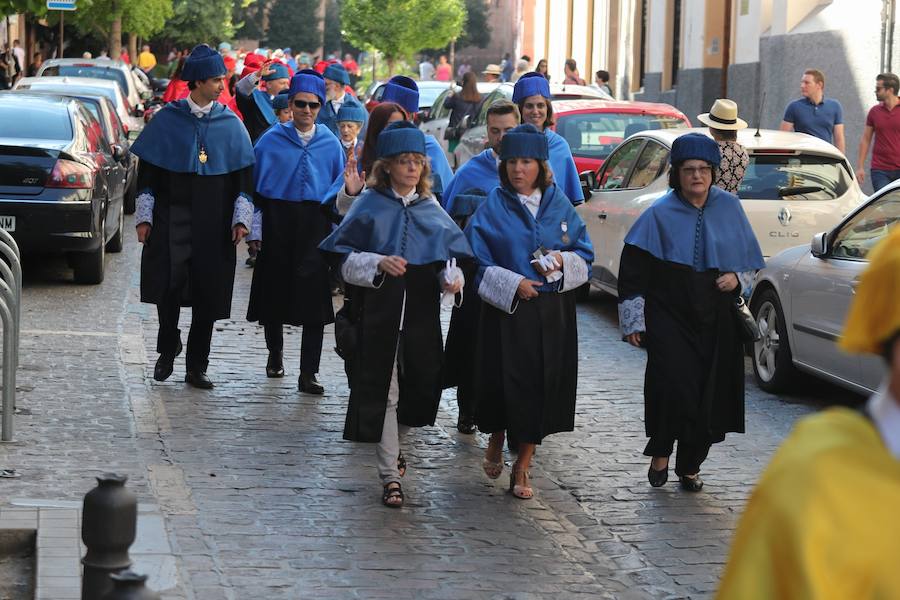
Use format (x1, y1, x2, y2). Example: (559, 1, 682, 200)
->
(138, 45, 157, 73)
(717, 225, 900, 600)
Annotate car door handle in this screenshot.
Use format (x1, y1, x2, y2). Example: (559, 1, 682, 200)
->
(598, 212, 607, 221)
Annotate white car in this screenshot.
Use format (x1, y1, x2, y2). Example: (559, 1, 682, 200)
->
(419, 82, 499, 167)
(577, 128, 865, 296)
(750, 181, 900, 395)
(36, 58, 147, 113)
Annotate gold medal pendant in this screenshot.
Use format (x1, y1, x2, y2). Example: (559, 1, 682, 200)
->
(199, 149, 208, 164)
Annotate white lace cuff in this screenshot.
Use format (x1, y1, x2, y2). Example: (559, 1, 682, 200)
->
(342, 252, 385, 288)
(232, 194, 254, 231)
(737, 270, 756, 298)
(248, 209, 263, 242)
(618, 295, 646, 337)
(135, 190, 154, 226)
(478, 266, 523, 314)
(336, 184, 363, 216)
(559, 251, 589, 292)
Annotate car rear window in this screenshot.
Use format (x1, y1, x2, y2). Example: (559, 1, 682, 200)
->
(0, 104, 73, 139)
(418, 87, 446, 108)
(42, 65, 129, 95)
(737, 154, 852, 201)
(555, 113, 687, 159)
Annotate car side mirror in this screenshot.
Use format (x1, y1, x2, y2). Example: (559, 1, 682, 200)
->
(811, 232, 828, 258)
(579, 170, 597, 200)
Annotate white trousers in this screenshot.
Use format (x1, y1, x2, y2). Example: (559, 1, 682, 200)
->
(376, 359, 410, 484)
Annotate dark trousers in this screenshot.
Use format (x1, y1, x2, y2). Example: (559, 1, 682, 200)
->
(870, 168, 900, 192)
(156, 299, 215, 372)
(644, 437, 711, 477)
(264, 322, 325, 374)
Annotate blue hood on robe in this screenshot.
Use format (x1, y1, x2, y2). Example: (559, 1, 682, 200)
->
(251, 88, 277, 127)
(130, 100, 254, 175)
(546, 129, 584, 204)
(319, 187, 473, 265)
(624, 186, 766, 273)
(253, 122, 346, 202)
(465, 184, 593, 293)
(443, 149, 499, 219)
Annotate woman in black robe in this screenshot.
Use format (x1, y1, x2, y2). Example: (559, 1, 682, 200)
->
(617, 133, 764, 492)
(319, 121, 471, 508)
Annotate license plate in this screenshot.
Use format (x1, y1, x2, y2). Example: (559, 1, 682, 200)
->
(0, 216, 14, 232)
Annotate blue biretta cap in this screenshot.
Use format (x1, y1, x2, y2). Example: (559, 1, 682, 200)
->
(272, 90, 290, 111)
(499, 124, 549, 161)
(382, 75, 419, 114)
(181, 44, 226, 82)
(376, 121, 426, 158)
(336, 103, 367, 123)
(670, 133, 721, 167)
(512, 72, 551, 104)
(289, 69, 326, 104)
(323, 63, 350, 86)
(262, 63, 290, 81)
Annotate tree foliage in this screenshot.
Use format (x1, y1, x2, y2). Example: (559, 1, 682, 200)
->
(165, 0, 235, 46)
(266, 0, 320, 50)
(69, 0, 172, 42)
(455, 0, 489, 49)
(342, 0, 466, 64)
(233, 0, 264, 40)
(0, 0, 46, 17)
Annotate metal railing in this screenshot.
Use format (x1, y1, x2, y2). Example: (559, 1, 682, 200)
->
(0, 227, 21, 442)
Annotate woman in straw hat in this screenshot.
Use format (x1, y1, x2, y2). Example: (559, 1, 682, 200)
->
(697, 99, 749, 194)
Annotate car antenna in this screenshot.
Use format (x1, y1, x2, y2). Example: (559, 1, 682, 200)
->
(755, 91, 765, 138)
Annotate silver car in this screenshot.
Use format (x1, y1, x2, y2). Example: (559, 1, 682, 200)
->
(750, 181, 900, 395)
(36, 58, 148, 113)
(419, 81, 499, 167)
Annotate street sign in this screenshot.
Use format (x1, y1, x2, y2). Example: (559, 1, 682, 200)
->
(47, 0, 76, 10)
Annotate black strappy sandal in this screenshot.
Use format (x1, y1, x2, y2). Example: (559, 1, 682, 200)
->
(397, 453, 407, 478)
(382, 482, 404, 508)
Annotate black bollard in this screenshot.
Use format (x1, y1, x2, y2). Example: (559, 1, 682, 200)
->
(101, 571, 161, 600)
(81, 473, 137, 600)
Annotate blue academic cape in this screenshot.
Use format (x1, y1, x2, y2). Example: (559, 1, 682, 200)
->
(465, 184, 593, 293)
(624, 187, 765, 273)
(425, 134, 453, 198)
(130, 100, 254, 175)
(443, 149, 499, 219)
(547, 129, 584, 205)
(251, 89, 277, 127)
(319, 187, 472, 265)
(317, 94, 368, 137)
(253, 123, 346, 202)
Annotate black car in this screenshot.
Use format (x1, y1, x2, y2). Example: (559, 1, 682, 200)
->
(0, 92, 126, 283)
(10, 86, 139, 213)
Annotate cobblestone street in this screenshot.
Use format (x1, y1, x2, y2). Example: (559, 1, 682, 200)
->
(1, 217, 861, 599)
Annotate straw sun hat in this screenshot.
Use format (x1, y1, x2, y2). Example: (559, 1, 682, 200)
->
(697, 98, 748, 130)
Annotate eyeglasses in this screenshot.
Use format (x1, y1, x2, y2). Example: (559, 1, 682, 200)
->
(293, 100, 321, 110)
(680, 166, 712, 176)
(395, 157, 426, 168)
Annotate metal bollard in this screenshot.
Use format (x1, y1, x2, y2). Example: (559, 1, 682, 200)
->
(0, 229, 20, 443)
(82, 474, 138, 600)
(101, 571, 161, 600)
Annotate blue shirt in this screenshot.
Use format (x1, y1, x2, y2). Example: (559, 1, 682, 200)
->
(783, 97, 843, 144)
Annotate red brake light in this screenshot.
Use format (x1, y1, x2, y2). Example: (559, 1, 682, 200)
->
(46, 159, 95, 189)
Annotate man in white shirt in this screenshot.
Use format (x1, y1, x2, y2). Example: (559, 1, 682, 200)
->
(419, 57, 435, 81)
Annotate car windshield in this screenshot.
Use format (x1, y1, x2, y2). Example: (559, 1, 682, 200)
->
(0, 104, 73, 139)
(737, 154, 852, 201)
(831, 190, 900, 260)
(418, 87, 446, 108)
(26, 84, 118, 106)
(42, 65, 129, 96)
(555, 113, 687, 159)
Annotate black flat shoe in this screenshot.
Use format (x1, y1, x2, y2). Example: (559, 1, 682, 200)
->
(456, 413, 476, 434)
(298, 372, 324, 395)
(679, 474, 704, 492)
(153, 340, 182, 381)
(648, 465, 668, 487)
(185, 370, 214, 389)
(265, 351, 284, 378)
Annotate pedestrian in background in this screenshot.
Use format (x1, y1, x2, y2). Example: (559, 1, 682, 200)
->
(562, 59, 586, 85)
(510, 59, 529, 83)
(316, 63, 367, 137)
(319, 121, 471, 508)
(697, 99, 749, 195)
(593, 70, 613, 96)
(780, 68, 845, 154)
(418, 56, 435, 81)
(335, 103, 367, 161)
(717, 225, 900, 599)
(26, 51, 42, 78)
(466, 124, 593, 499)
(618, 133, 764, 492)
(247, 70, 345, 394)
(501, 52, 514, 82)
(162, 57, 188, 103)
(435, 55, 452, 81)
(235, 59, 291, 143)
(535, 58, 550, 81)
(856, 72, 900, 190)
(512, 72, 584, 204)
(138, 44, 157, 74)
(130, 44, 255, 389)
(272, 90, 291, 123)
(443, 71, 482, 152)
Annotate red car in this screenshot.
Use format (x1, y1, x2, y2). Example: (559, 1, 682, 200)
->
(550, 99, 691, 173)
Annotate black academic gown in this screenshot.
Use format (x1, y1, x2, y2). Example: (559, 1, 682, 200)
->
(618, 244, 745, 444)
(342, 264, 445, 443)
(235, 91, 273, 143)
(139, 162, 254, 320)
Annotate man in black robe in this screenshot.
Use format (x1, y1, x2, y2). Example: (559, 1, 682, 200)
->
(130, 44, 255, 389)
(235, 60, 291, 143)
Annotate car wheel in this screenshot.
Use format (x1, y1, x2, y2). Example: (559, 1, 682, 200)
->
(751, 288, 796, 393)
(106, 206, 124, 253)
(73, 218, 106, 285)
(124, 177, 136, 214)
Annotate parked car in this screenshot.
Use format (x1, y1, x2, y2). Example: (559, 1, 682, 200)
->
(577, 128, 865, 296)
(36, 58, 148, 114)
(0, 92, 126, 283)
(455, 82, 612, 167)
(10, 87, 139, 214)
(419, 81, 500, 167)
(749, 182, 900, 395)
(365, 80, 451, 122)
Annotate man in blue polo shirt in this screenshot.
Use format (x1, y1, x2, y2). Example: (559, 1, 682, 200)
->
(780, 68, 845, 154)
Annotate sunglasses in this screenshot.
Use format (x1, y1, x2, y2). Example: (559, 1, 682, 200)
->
(293, 100, 321, 110)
